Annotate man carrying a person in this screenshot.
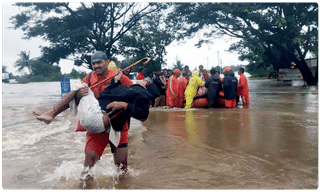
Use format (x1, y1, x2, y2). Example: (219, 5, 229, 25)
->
(35, 51, 146, 185)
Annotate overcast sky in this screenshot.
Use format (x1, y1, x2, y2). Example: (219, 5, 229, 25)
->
(2, 3, 248, 76)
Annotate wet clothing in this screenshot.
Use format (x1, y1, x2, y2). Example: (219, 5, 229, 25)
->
(166, 75, 179, 107)
(237, 73, 249, 106)
(222, 72, 238, 100)
(98, 79, 159, 131)
(178, 76, 188, 107)
(136, 72, 145, 80)
(82, 69, 133, 98)
(222, 72, 238, 108)
(205, 76, 222, 108)
(85, 122, 129, 157)
(78, 69, 133, 156)
(184, 73, 205, 109)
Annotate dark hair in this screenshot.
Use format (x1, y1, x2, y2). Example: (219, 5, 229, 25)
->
(239, 67, 245, 73)
(91, 51, 108, 61)
(210, 68, 216, 75)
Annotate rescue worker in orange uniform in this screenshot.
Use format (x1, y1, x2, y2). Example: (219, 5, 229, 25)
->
(237, 67, 250, 106)
(166, 69, 181, 108)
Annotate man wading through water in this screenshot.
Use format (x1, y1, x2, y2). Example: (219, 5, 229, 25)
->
(34, 51, 154, 187)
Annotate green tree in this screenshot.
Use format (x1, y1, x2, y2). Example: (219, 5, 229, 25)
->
(11, 3, 167, 69)
(168, 3, 318, 85)
(172, 59, 184, 71)
(29, 58, 63, 82)
(14, 51, 33, 73)
(118, 11, 174, 74)
(2, 66, 8, 73)
(69, 69, 88, 79)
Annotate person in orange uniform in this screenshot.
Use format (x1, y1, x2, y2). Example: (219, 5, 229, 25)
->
(136, 67, 145, 80)
(177, 70, 188, 107)
(237, 67, 249, 106)
(77, 51, 133, 176)
(166, 69, 181, 108)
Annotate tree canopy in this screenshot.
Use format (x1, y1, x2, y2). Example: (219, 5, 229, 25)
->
(11, 3, 168, 69)
(118, 11, 174, 75)
(168, 3, 318, 85)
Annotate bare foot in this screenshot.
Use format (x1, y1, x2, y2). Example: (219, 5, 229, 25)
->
(33, 110, 54, 124)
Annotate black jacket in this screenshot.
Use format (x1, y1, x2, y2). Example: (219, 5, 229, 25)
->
(222, 72, 238, 100)
(205, 76, 222, 102)
(98, 79, 159, 131)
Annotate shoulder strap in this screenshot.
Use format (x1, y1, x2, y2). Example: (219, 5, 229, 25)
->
(88, 72, 93, 87)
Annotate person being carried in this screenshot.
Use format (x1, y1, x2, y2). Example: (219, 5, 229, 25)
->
(34, 51, 157, 185)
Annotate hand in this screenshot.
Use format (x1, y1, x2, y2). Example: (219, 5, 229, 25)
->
(76, 87, 89, 99)
(106, 101, 128, 111)
(114, 70, 123, 83)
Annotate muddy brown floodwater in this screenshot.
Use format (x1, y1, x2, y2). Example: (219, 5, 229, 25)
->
(2, 79, 318, 189)
(116, 79, 318, 189)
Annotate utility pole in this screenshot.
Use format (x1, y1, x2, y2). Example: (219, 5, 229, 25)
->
(217, 51, 221, 74)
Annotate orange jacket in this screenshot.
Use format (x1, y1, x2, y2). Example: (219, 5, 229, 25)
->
(166, 75, 179, 98)
(237, 73, 249, 96)
(136, 72, 145, 80)
(82, 69, 133, 98)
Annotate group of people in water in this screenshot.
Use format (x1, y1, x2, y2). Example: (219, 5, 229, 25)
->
(126, 63, 250, 110)
(34, 51, 249, 188)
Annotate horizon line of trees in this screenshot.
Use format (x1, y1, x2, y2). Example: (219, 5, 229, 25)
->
(8, 3, 318, 85)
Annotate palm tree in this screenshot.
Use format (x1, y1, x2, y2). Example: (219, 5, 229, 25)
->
(14, 51, 33, 73)
(172, 59, 184, 71)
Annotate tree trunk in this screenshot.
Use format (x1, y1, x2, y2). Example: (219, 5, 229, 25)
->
(294, 58, 315, 86)
(314, 58, 318, 85)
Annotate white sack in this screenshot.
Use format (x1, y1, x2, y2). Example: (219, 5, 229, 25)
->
(77, 88, 105, 133)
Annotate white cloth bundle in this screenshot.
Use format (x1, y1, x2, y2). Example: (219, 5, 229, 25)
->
(70, 81, 121, 146)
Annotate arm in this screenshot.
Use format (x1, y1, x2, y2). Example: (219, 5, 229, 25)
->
(198, 77, 205, 87)
(106, 87, 150, 121)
